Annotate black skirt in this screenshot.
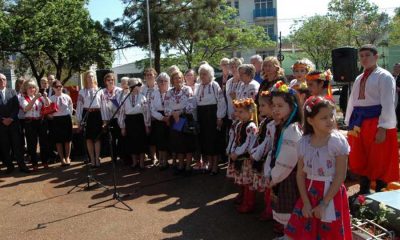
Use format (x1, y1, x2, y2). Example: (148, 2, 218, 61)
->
(169, 114, 195, 154)
(50, 115, 73, 143)
(151, 112, 169, 151)
(272, 170, 299, 214)
(125, 114, 148, 155)
(197, 104, 218, 155)
(82, 110, 102, 140)
(149, 120, 157, 146)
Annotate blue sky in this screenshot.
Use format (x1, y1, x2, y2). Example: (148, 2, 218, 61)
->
(87, 0, 398, 66)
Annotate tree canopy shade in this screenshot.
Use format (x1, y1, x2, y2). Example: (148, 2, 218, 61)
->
(106, 0, 273, 72)
(0, 0, 113, 83)
(389, 8, 400, 46)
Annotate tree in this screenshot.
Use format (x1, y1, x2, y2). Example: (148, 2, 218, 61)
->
(107, 0, 273, 72)
(328, 0, 390, 46)
(389, 8, 400, 45)
(0, 0, 113, 83)
(290, 15, 344, 69)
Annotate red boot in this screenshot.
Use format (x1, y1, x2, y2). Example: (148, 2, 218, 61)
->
(234, 185, 244, 205)
(237, 186, 255, 213)
(259, 188, 273, 221)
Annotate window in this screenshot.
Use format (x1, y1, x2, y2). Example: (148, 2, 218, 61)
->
(234, 0, 239, 12)
(264, 24, 275, 38)
(255, 0, 273, 9)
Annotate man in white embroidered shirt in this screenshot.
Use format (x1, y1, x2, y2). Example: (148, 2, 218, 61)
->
(345, 44, 399, 194)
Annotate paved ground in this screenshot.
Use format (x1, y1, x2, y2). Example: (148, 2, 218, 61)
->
(0, 159, 276, 240)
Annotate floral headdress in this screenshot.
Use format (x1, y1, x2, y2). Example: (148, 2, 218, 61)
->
(232, 98, 258, 125)
(271, 81, 297, 96)
(306, 69, 333, 82)
(260, 90, 271, 97)
(304, 96, 323, 113)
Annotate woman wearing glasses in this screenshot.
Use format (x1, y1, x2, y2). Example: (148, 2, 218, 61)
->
(49, 80, 73, 166)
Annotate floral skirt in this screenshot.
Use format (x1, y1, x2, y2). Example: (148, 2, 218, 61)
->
(251, 171, 267, 192)
(285, 179, 352, 240)
(234, 159, 253, 186)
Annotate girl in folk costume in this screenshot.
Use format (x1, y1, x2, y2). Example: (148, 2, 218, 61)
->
(237, 64, 260, 100)
(289, 58, 315, 89)
(76, 70, 103, 167)
(229, 98, 258, 213)
(249, 90, 274, 220)
(264, 81, 303, 238)
(195, 64, 226, 175)
(259, 56, 286, 94)
(119, 78, 151, 170)
(164, 70, 196, 175)
(293, 82, 311, 109)
(306, 70, 334, 102)
(285, 96, 352, 240)
(100, 73, 122, 161)
(345, 44, 399, 194)
(142, 68, 158, 164)
(226, 106, 240, 180)
(150, 73, 171, 170)
(19, 79, 51, 170)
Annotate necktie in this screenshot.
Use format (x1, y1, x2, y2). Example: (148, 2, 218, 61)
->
(0, 91, 4, 105)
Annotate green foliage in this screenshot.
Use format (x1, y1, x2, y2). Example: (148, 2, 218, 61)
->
(290, 15, 344, 69)
(107, 0, 273, 72)
(0, 0, 113, 83)
(389, 8, 400, 46)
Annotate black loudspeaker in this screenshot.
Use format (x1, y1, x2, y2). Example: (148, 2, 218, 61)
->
(96, 69, 113, 88)
(331, 47, 359, 82)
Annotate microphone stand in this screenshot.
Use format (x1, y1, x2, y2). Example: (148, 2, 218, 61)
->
(68, 87, 109, 193)
(88, 87, 135, 211)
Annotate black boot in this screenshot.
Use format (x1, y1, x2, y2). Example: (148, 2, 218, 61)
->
(375, 179, 387, 192)
(359, 176, 371, 194)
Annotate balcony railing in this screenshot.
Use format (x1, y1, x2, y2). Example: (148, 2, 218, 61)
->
(253, 8, 277, 18)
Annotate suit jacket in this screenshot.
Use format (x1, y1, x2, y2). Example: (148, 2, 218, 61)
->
(0, 88, 19, 121)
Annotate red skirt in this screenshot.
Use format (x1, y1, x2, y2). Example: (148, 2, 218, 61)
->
(285, 179, 352, 240)
(348, 117, 399, 182)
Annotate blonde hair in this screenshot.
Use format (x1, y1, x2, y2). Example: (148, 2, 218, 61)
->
(170, 71, 184, 87)
(40, 77, 48, 83)
(230, 57, 243, 67)
(82, 70, 98, 89)
(262, 56, 285, 79)
(220, 58, 230, 65)
(22, 79, 39, 95)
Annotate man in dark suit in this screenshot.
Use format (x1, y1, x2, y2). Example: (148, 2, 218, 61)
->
(0, 73, 30, 173)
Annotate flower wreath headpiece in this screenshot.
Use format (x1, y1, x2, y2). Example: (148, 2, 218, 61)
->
(272, 81, 297, 96)
(306, 69, 333, 82)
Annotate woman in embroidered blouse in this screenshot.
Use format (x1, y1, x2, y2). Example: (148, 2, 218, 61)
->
(49, 80, 73, 166)
(195, 64, 226, 175)
(184, 69, 199, 93)
(164, 71, 195, 175)
(19, 79, 50, 170)
(237, 64, 260, 100)
(142, 68, 158, 164)
(119, 78, 150, 170)
(100, 73, 122, 162)
(150, 73, 171, 170)
(225, 57, 243, 122)
(76, 70, 103, 167)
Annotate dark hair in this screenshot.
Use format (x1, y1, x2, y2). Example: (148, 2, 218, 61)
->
(103, 72, 115, 83)
(307, 70, 329, 88)
(184, 69, 196, 75)
(52, 80, 62, 87)
(271, 91, 303, 126)
(359, 44, 378, 55)
(303, 97, 335, 135)
(258, 93, 273, 105)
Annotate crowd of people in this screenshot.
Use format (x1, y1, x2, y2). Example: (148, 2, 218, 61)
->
(0, 44, 399, 239)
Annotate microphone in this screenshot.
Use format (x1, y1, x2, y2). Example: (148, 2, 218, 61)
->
(129, 82, 142, 90)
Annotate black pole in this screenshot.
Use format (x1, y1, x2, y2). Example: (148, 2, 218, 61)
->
(277, 31, 285, 65)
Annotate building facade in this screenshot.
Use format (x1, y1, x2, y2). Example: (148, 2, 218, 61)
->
(230, 0, 278, 61)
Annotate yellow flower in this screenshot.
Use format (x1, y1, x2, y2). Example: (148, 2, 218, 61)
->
(279, 84, 289, 93)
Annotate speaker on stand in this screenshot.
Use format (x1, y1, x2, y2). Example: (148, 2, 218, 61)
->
(331, 47, 360, 118)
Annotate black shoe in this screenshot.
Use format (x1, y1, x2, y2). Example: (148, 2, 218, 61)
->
(5, 166, 15, 174)
(19, 166, 31, 173)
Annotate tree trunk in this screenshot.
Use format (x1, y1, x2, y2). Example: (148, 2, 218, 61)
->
(154, 39, 161, 73)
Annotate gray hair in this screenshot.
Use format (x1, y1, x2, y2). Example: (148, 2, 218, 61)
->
(120, 77, 129, 83)
(250, 54, 263, 63)
(128, 78, 143, 88)
(220, 58, 230, 65)
(198, 64, 215, 81)
(238, 64, 256, 79)
(0, 73, 6, 80)
(156, 72, 170, 85)
(230, 57, 243, 67)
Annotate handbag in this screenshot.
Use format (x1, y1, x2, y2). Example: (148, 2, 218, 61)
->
(41, 102, 59, 116)
(182, 118, 200, 135)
